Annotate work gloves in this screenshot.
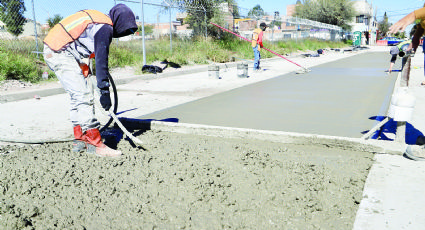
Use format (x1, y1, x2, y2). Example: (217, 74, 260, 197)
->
(99, 89, 111, 111)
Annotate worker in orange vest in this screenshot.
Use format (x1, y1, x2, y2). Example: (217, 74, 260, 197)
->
(251, 22, 268, 72)
(43, 4, 138, 157)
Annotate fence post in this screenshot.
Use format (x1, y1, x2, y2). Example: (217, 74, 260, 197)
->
(31, 0, 39, 58)
(204, 8, 207, 39)
(140, 0, 146, 65)
(169, 6, 172, 54)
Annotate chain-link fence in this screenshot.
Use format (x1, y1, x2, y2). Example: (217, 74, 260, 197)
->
(0, 0, 344, 56)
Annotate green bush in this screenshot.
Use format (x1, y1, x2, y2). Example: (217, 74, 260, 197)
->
(0, 39, 53, 83)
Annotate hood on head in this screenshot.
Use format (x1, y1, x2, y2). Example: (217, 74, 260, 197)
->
(109, 3, 138, 38)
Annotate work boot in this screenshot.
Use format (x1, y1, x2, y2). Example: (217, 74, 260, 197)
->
(72, 125, 86, 153)
(405, 145, 425, 161)
(84, 128, 122, 157)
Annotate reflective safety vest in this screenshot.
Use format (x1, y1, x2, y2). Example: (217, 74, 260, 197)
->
(397, 40, 411, 52)
(252, 28, 263, 50)
(44, 10, 113, 52)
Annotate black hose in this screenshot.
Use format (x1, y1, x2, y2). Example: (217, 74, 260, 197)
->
(100, 75, 118, 132)
(0, 76, 119, 144)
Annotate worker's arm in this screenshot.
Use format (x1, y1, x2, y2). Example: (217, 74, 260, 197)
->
(388, 54, 397, 73)
(389, 12, 416, 34)
(94, 24, 113, 90)
(389, 8, 425, 34)
(94, 24, 114, 110)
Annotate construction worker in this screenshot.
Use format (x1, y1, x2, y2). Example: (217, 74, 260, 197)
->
(389, 4, 425, 83)
(388, 40, 412, 73)
(43, 4, 138, 157)
(252, 22, 268, 72)
(390, 4, 425, 159)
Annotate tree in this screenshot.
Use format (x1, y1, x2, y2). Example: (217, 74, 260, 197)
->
(47, 14, 63, 28)
(0, 0, 26, 36)
(270, 11, 282, 28)
(248, 4, 265, 19)
(378, 12, 391, 39)
(227, 0, 239, 19)
(295, 0, 354, 31)
(171, 0, 240, 38)
(172, 0, 218, 37)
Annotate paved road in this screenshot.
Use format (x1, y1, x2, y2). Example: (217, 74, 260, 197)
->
(141, 52, 397, 138)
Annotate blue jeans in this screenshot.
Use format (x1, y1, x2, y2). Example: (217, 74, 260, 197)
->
(253, 46, 261, 70)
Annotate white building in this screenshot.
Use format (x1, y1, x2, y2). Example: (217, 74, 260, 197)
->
(349, 0, 378, 45)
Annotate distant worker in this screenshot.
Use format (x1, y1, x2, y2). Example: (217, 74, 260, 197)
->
(389, 4, 425, 159)
(388, 40, 412, 73)
(43, 4, 138, 157)
(252, 22, 268, 72)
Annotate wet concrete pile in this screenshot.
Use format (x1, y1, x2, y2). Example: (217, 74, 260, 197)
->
(0, 130, 373, 229)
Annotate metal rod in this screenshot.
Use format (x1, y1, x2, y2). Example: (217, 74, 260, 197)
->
(361, 117, 389, 140)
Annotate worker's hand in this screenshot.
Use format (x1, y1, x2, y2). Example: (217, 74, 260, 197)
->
(389, 12, 416, 34)
(100, 90, 111, 111)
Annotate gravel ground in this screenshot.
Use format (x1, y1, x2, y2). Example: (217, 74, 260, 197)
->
(0, 80, 34, 92)
(0, 130, 373, 230)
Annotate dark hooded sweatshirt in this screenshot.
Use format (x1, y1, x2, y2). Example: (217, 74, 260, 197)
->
(93, 4, 137, 91)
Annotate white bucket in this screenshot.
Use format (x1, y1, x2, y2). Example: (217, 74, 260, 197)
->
(388, 87, 415, 121)
(208, 65, 220, 79)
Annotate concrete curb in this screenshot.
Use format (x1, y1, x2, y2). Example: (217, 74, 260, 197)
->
(149, 121, 406, 155)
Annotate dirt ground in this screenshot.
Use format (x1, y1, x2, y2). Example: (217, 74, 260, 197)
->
(0, 129, 373, 230)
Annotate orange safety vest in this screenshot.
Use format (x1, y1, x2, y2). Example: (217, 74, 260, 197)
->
(44, 10, 113, 76)
(44, 10, 112, 51)
(251, 28, 263, 50)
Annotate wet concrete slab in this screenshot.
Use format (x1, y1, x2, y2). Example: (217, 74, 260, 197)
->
(140, 52, 397, 138)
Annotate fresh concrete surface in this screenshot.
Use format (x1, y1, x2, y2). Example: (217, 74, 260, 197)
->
(2, 45, 425, 229)
(140, 52, 396, 138)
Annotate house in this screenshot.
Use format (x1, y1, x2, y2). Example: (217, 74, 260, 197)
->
(0, 20, 14, 39)
(20, 18, 42, 39)
(349, 0, 378, 44)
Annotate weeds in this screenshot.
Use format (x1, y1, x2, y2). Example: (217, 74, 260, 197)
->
(1, 37, 350, 83)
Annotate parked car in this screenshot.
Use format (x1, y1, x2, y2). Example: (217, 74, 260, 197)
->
(378, 37, 404, 46)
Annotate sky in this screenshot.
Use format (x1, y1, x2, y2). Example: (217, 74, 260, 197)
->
(24, 0, 425, 27)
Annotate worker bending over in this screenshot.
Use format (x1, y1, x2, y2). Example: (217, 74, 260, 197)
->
(388, 40, 412, 73)
(43, 4, 138, 157)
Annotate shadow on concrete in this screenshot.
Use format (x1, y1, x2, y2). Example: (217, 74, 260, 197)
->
(363, 116, 424, 145)
(101, 117, 179, 150)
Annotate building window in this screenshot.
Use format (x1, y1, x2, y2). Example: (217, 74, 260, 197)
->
(356, 15, 364, 23)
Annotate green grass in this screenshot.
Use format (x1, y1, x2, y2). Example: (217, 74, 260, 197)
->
(1, 37, 350, 83)
(0, 40, 54, 82)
